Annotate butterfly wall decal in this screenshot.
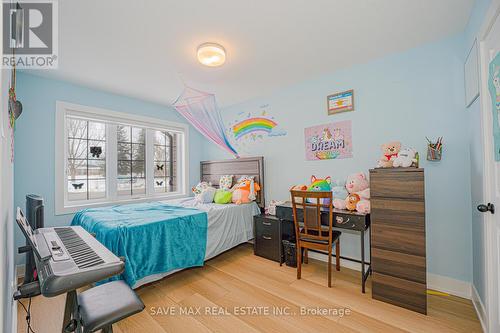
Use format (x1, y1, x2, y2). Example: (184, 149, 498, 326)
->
(90, 146, 102, 158)
(156, 164, 164, 171)
(72, 183, 84, 190)
(156, 180, 164, 186)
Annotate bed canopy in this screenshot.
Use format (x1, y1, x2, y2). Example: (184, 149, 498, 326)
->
(173, 86, 238, 158)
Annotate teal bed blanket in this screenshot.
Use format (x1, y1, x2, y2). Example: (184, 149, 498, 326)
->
(71, 202, 208, 287)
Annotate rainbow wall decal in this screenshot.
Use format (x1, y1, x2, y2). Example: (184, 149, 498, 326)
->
(232, 117, 277, 139)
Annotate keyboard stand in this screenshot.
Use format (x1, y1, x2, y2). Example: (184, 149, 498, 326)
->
(62, 290, 78, 333)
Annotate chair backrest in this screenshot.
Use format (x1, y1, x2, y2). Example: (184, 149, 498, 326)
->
(290, 190, 333, 244)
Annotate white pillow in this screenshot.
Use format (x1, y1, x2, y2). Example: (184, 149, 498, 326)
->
(196, 187, 216, 203)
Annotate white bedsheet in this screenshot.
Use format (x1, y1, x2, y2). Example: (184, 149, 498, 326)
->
(133, 198, 260, 288)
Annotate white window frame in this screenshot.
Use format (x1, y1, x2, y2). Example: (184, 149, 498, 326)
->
(55, 101, 189, 215)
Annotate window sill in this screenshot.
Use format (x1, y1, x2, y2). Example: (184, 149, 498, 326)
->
(55, 193, 191, 216)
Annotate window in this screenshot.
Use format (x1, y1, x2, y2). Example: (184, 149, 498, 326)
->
(117, 125, 146, 196)
(67, 118, 106, 201)
(154, 130, 178, 193)
(56, 102, 188, 214)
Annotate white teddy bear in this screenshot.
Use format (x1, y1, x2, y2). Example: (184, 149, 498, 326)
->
(393, 147, 417, 168)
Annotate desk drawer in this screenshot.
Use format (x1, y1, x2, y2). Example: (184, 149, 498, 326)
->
(254, 215, 280, 262)
(370, 169, 424, 200)
(334, 213, 366, 231)
(372, 272, 427, 314)
(255, 216, 279, 236)
(371, 247, 426, 284)
(371, 223, 425, 257)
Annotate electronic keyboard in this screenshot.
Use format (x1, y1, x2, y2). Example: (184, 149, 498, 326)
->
(16, 207, 124, 297)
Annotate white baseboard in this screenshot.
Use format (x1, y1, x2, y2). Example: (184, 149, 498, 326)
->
(307, 252, 472, 300)
(472, 284, 487, 333)
(427, 273, 471, 299)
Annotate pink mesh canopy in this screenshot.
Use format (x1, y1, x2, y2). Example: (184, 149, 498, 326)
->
(173, 86, 238, 157)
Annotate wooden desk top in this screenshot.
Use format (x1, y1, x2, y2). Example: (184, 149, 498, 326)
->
(275, 202, 370, 232)
(277, 201, 370, 217)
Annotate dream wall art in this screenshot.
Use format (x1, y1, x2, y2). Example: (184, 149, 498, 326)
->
(227, 104, 287, 151)
(304, 120, 353, 160)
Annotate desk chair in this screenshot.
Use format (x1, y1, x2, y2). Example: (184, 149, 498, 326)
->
(290, 190, 341, 287)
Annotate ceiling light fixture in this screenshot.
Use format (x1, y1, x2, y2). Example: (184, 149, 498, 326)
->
(197, 43, 226, 67)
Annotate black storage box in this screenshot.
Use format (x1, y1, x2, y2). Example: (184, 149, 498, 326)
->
(282, 240, 298, 267)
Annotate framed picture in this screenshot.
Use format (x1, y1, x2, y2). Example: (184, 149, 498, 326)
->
(304, 120, 353, 160)
(327, 90, 354, 115)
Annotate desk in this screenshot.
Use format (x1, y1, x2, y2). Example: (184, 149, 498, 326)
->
(276, 202, 371, 293)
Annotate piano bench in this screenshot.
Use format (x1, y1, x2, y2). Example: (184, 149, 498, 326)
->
(77, 280, 145, 333)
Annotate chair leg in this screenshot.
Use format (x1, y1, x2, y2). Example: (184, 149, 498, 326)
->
(304, 248, 308, 264)
(335, 239, 340, 271)
(328, 248, 332, 288)
(297, 244, 302, 280)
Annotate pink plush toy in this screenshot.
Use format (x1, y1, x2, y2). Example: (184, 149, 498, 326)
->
(332, 172, 371, 213)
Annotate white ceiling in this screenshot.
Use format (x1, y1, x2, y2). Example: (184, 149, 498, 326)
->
(31, 0, 475, 107)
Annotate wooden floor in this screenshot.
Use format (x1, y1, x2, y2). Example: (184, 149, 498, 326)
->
(18, 244, 482, 333)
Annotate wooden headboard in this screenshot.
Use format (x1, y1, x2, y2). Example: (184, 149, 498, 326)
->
(200, 156, 265, 208)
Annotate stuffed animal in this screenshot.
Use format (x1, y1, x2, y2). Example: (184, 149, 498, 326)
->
(393, 147, 418, 168)
(333, 172, 371, 213)
(331, 180, 348, 201)
(265, 200, 285, 215)
(306, 176, 332, 205)
(345, 193, 360, 211)
(377, 141, 401, 168)
(290, 184, 308, 191)
(192, 181, 211, 195)
(307, 176, 331, 191)
(231, 176, 261, 205)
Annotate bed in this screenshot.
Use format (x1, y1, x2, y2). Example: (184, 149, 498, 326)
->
(71, 157, 264, 288)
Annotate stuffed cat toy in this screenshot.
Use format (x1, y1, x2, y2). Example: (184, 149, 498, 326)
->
(231, 176, 261, 205)
(306, 175, 332, 205)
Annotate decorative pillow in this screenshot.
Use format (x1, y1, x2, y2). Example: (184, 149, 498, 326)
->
(196, 187, 216, 203)
(192, 181, 211, 195)
(214, 189, 232, 204)
(219, 175, 233, 191)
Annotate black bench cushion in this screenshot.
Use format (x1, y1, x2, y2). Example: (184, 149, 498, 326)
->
(78, 280, 145, 332)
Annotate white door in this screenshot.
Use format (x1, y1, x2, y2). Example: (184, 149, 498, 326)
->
(479, 4, 500, 332)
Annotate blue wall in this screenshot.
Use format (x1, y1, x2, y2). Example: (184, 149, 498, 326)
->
(205, 34, 473, 283)
(14, 73, 206, 264)
(465, 0, 492, 305)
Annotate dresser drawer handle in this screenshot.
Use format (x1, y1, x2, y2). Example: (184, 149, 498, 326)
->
(262, 235, 272, 240)
(262, 222, 272, 226)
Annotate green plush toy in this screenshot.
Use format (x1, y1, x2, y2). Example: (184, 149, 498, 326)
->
(214, 189, 232, 204)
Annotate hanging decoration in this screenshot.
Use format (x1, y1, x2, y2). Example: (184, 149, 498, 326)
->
(173, 86, 238, 157)
(8, 58, 23, 162)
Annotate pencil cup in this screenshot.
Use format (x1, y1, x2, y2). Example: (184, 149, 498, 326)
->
(427, 145, 442, 161)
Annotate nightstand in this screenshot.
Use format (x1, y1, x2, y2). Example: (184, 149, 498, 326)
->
(253, 214, 281, 262)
